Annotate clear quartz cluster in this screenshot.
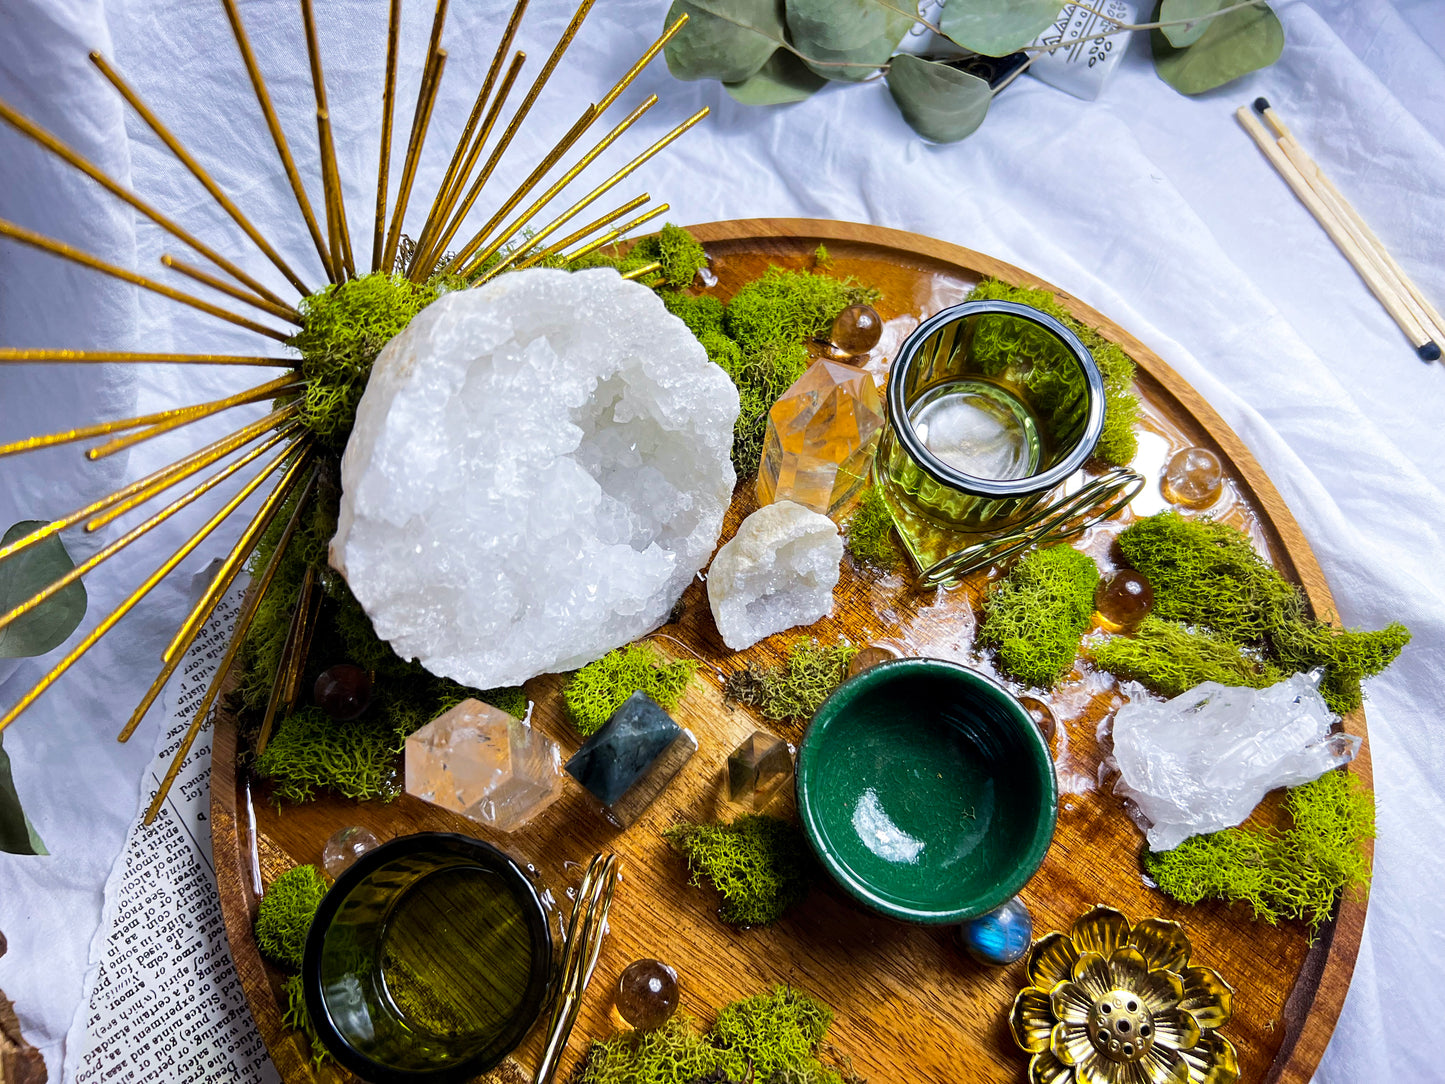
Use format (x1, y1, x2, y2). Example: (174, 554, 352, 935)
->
(1110, 673, 1359, 851)
(332, 269, 740, 688)
(706, 500, 842, 651)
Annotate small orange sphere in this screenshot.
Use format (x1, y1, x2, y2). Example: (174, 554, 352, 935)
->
(1161, 446, 1223, 509)
(829, 303, 883, 358)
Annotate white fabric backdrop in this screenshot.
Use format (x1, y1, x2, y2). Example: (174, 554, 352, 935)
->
(1, 0, 1442, 1079)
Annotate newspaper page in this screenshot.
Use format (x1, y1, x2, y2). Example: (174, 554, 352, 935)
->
(67, 579, 279, 1084)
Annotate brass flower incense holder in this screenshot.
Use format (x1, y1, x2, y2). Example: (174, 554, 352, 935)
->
(1009, 905, 1238, 1084)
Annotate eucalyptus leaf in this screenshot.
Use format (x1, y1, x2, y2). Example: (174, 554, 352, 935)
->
(664, 0, 786, 84)
(1158, 0, 1227, 48)
(939, 0, 1067, 58)
(1152, 1, 1283, 94)
(0, 735, 46, 855)
(785, 0, 914, 83)
(0, 521, 87, 659)
(886, 53, 992, 142)
(725, 49, 829, 104)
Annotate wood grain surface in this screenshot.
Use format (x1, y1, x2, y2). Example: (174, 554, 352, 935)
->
(211, 220, 1371, 1084)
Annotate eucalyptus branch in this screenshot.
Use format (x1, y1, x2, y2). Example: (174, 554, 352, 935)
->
(871, 0, 947, 37)
(1020, 0, 1270, 53)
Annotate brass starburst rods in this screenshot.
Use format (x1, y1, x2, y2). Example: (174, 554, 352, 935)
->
(0, 0, 706, 823)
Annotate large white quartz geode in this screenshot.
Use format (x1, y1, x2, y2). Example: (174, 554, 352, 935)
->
(707, 500, 842, 651)
(332, 269, 739, 688)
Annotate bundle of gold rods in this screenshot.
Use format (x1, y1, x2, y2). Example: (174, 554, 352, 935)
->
(0, 0, 704, 822)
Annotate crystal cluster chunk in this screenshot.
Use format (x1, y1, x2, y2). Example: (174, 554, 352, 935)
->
(756, 359, 884, 517)
(1111, 674, 1359, 850)
(332, 269, 740, 689)
(706, 501, 843, 651)
(565, 691, 696, 828)
(405, 698, 564, 832)
(726, 731, 792, 810)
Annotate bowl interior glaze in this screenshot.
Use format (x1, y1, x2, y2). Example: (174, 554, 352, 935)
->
(796, 658, 1058, 923)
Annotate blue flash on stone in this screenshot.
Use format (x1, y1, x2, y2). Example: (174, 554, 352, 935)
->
(565, 691, 697, 827)
(956, 896, 1033, 965)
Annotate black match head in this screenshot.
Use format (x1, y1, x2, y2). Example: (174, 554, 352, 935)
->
(1253, 96, 1271, 115)
(1419, 341, 1441, 362)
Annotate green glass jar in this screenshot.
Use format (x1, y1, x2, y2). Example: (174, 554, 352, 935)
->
(877, 299, 1105, 534)
(303, 833, 554, 1083)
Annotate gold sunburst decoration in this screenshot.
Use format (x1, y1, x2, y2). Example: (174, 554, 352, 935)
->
(0, 0, 706, 823)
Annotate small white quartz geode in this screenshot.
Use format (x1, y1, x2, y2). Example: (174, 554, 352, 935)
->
(332, 269, 739, 688)
(707, 500, 842, 651)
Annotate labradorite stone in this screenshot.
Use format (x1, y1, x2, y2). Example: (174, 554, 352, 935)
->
(956, 895, 1033, 965)
(565, 691, 681, 807)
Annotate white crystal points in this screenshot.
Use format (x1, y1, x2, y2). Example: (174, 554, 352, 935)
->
(1111, 673, 1359, 851)
(707, 500, 842, 651)
(332, 269, 739, 688)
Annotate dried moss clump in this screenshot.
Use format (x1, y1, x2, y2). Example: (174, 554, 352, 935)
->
(724, 640, 858, 721)
(254, 864, 326, 969)
(967, 278, 1141, 466)
(282, 973, 331, 1068)
(979, 545, 1099, 688)
(291, 272, 448, 454)
(1088, 616, 1281, 698)
(843, 484, 902, 572)
(628, 223, 710, 286)
(1102, 512, 1410, 713)
(563, 642, 698, 737)
(664, 815, 813, 927)
(1145, 770, 1374, 933)
(577, 986, 850, 1084)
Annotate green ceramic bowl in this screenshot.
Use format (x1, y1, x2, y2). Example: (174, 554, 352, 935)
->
(796, 658, 1057, 924)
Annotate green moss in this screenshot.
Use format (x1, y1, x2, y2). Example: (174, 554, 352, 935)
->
(979, 545, 1099, 688)
(1116, 512, 1410, 713)
(255, 864, 326, 969)
(664, 815, 813, 927)
(282, 973, 332, 1068)
(724, 640, 858, 721)
(628, 223, 709, 286)
(1089, 616, 1281, 697)
(719, 337, 811, 478)
(254, 706, 404, 804)
(843, 484, 902, 572)
(725, 267, 877, 356)
(577, 986, 850, 1084)
(563, 642, 698, 738)
(1145, 770, 1374, 933)
(661, 290, 726, 339)
(290, 273, 449, 454)
(966, 278, 1141, 466)
(814, 243, 830, 267)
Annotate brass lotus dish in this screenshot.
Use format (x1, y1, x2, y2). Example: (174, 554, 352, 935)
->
(1009, 905, 1238, 1084)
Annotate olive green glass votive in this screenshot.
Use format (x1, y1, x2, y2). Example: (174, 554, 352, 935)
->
(303, 833, 553, 1083)
(877, 299, 1105, 535)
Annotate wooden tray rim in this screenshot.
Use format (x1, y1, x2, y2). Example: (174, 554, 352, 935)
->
(211, 217, 1372, 1084)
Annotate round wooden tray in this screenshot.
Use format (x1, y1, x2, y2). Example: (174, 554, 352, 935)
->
(211, 219, 1371, 1084)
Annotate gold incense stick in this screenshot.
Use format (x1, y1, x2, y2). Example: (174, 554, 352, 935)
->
(597, 15, 687, 115)
(0, 408, 300, 566)
(143, 455, 316, 823)
(0, 219, 290, 341)
(89, 52, 311, 297)
(160, 255, 301, 322)
(553, 203, 668, 268)
(620, 261, 661, 281)
(85, 374, 302, 460)
(300, 0, 356, 281)
(0, 428, 300, 637)
(469, 108, 707, 280)
(0, 98, 290, 310)
(513, 195, 656, 271)
(372, 0, 404, 273)
(284, 571, 322, 713)
(0, 349, 289, 366)
(408, 50, 526, 276)
(0, 444, 311, 736)
(220, 0, 334, 281)
(381, 46, 448, 273)
(456, 96, 656, 277)
(407, 0, 532, 273)
(161, 439, 312, 662)
(0, 400, 240, 460)
(416, 0, 597, 271)
(86, 415, 303, 533)
(119, 464, 318, 744)
(255, 563, 317, 754)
